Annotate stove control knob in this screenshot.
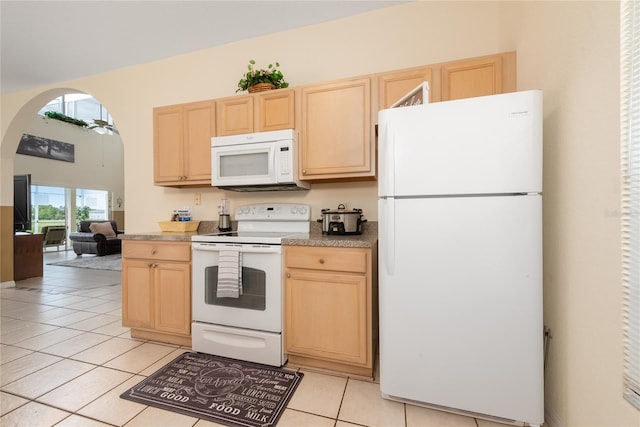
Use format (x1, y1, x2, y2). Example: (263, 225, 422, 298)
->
(290, 207, 298, 214)
(299, 207, 307, 215)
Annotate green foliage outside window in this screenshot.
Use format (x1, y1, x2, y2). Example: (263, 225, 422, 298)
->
(76, 205, 90, 221)
(35, 204, 65, 220)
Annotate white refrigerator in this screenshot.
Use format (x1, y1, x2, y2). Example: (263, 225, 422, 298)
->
(378, 90, 544, 427)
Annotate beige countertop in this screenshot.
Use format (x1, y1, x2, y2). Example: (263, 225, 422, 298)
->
(120, 221, 377, 248)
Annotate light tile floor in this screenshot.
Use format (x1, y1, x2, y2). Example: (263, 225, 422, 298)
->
(1, 250, 510, 427)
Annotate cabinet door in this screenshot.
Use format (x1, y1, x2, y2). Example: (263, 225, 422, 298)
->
(378, 66, 436, 110)
(154, 262, 191, 336)
(122, 259, 154, 329)
(216, 96, 254, 136)
(256, 89, 295, 132)
(441, 52, 516, 101)
(183, 101, 215, 184)
(285, 269, 368, 366)
(300, 77, 374, 180)
(153, 105, 184, 183)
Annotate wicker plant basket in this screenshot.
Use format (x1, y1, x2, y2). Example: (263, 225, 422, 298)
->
(248, 82, 275, 93)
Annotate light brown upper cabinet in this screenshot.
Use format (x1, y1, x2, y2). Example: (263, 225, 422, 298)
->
(441, 51, 516, 101)
(300, 77, 375, 181)
(377, 52, 516, 109)
(378, 66, 437, 110)
(216, 88, 295, 136)
(153, 100, 215, 187)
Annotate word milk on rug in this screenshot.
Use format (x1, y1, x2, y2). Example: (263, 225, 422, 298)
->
(120, 352, 304, 427)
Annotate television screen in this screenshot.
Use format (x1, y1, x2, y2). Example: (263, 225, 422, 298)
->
(14, 174, 32, 232)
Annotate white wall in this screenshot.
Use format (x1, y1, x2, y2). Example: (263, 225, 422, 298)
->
(14, 115, 124, 200)
(1, 2, 638, 426)
(500, 2, 637, 426)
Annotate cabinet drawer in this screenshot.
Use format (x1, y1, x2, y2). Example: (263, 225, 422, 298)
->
(123, 241, 191, 262)
(285, 246, 367, 274)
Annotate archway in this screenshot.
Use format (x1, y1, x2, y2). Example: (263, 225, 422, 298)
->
(1, 88, 124, 284)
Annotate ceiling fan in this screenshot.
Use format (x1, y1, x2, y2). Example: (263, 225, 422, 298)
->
(88, 119, 119, 135)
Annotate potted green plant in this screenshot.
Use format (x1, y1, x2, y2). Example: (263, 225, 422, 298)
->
(237, 59, 289, 93)
(44, 111, 89, 128)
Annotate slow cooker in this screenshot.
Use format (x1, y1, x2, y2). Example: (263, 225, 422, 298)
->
(318, 204, 367, 235)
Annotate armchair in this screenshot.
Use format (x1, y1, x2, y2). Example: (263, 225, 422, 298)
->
(69, 220, 123, 256)
(42, 225, 66, 251)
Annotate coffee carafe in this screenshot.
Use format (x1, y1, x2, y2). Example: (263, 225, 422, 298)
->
(218, 198, 231, 232)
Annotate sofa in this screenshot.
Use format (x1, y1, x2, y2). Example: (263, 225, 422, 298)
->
(69, 220, 122, 256)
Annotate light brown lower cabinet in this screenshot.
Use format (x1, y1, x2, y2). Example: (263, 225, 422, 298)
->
(284, 245, 377, 379)
(122, 240, 192, 346)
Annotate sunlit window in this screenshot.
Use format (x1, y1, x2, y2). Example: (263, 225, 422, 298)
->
(38, 94, 115, 132)
(31, 185, 108, 234)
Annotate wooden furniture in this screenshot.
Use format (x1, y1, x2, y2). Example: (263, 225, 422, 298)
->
(122, 240, 192, 346)
(377, 51, 516, 109)
(14, 233, 43, 281)
(378, 65, 436, 109)
(440, 52, 516, 101)
(152, 51, 516, 187)
(216, 88, 295, 136)
(284, 245, 377, 379)
(299, 77, 375, 181)
(153, 100, 216, 187)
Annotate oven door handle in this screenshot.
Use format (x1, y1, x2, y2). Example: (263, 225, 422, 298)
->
(192, 243, 281, 254)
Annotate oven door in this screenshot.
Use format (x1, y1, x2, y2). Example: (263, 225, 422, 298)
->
(192, 242, 282, 333)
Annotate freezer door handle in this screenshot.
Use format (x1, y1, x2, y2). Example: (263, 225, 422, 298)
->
(378, 114, 395, 197)
(381, 198, 395, 275)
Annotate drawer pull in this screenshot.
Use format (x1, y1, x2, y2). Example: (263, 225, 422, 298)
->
(319, 258, 325, 264)
(286, 272, 291, 278)
(151, 249, 157, 255)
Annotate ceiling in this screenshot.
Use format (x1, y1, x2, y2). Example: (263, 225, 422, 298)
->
(0, 1, 404, 95)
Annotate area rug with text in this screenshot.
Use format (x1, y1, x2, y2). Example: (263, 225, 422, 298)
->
(120, 352, 304, 427)
(47, 254, 121, 271)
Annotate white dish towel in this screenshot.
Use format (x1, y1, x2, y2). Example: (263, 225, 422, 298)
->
(216, 247, 243, 298)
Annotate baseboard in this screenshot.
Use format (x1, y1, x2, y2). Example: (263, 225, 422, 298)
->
(544, 406, 564, 427)
(1, 280, 16, 288)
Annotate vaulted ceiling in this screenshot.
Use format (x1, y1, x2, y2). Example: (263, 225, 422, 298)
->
(0, 1, 404, 95)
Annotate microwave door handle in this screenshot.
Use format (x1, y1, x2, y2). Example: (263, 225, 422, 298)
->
(270, 144, 277, 181)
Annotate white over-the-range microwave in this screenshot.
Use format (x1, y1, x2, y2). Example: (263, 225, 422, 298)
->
(211, 129, 310, 192)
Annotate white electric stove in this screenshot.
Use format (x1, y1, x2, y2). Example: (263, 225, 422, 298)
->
(191, 203, 310, 366)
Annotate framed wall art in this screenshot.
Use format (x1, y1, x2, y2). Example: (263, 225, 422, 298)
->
(16, 133, 75, 163)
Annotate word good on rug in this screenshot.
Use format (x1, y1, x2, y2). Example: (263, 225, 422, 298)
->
(120, 352, 303, 427)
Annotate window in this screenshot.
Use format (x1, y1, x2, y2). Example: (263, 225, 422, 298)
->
(76, 188, 109, 221)
(621, 0, 640, 411)
(31, 185, 66, 233)
(31, 185, 109, 240)
(38, 94, 115, 132)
